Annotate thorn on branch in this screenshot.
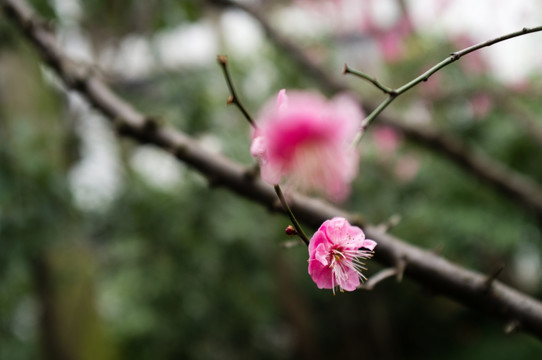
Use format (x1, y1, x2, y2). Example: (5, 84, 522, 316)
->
(483, 265, 505, 293)
(505, 320, 521, 334)
(449, 52, 460, 61)
(375, 214, 401, 233)
(396, 256, 407, 282)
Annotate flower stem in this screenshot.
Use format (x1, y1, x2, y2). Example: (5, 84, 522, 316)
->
(274, 185, 310, 246)
(217, 55, 257, 129)
(217, 56, 308, 245)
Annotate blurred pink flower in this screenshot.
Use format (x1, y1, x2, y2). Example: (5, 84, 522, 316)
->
(308, 217, 377, 294)
(251, 89, 362, 201)
(470, 93, 493, 120)
(394, 154, 421, 183)
(372, 125, 402, 156)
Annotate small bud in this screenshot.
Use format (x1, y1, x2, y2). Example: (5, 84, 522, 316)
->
(217, 55, 228, 65)
(285, 225, 297, 236)
(226, 95, 235, 105)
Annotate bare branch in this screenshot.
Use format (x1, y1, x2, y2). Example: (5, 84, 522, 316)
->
(4, 0, 542, 340)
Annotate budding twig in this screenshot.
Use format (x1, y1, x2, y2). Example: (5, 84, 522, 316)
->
(217, 55, 257, 128)
(217, 55, 309, 246)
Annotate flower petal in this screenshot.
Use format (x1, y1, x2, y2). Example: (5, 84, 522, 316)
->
(362, 239, 378, 251)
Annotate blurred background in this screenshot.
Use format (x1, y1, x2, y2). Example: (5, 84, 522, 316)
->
(1, 0, 542, 359)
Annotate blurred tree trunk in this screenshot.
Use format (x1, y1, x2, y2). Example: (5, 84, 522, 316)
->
(0, 39, 116, 360)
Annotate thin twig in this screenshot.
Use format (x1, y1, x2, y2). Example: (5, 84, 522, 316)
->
(217, 54, 309, 245)
(217, 55, 256, 128)
(356, 25, 542, 132)
(274, 185, 310, 245)
(359, 267, 397, 290)
(343, 64, 396, 96)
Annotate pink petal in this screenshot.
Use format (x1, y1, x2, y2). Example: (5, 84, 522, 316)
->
(250, 136, 266, 158)
(308, 230, 329, 256)
(341, 268, 361, 291)
(308, 260, 333, 289)
(276, 89, 288, 111)
(314, 243, 329, 266)
(362, 239, 377, 251)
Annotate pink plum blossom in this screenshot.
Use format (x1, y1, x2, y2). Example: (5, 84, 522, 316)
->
(308, 217, 377, 294)
(251, 89, 362, 201)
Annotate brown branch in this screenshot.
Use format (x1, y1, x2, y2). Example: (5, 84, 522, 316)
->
(4, 0, 542, 340)
(211, 0, 542, 220)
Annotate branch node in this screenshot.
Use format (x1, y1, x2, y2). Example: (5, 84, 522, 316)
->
(173, 144, 189, 159)
(143, 116, 163, 133)
(226, 95, 235, 105)
(113, 118, 132, 136)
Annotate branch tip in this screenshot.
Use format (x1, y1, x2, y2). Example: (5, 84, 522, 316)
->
(217, 54, 228, 65)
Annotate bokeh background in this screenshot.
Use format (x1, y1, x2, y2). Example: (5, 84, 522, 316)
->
(2, 0, 542, 359)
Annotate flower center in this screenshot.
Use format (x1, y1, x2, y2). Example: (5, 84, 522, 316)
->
(328, 245, 372, 294)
